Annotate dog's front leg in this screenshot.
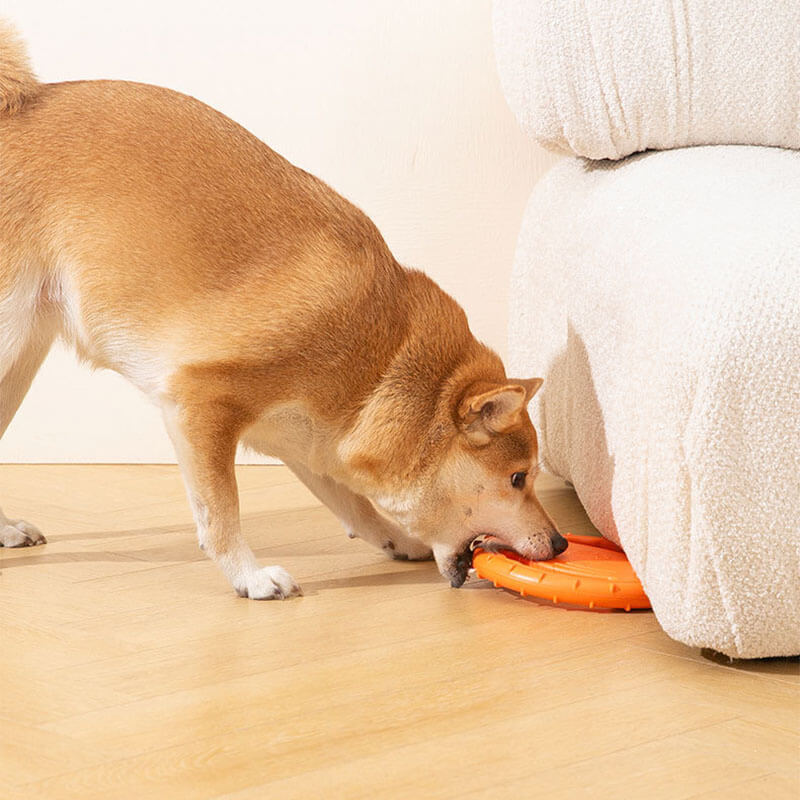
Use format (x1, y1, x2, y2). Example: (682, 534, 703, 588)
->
(162, 401, 301, 600)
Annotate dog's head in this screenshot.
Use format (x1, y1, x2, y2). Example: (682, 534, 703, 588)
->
(365, 377, 566, 587)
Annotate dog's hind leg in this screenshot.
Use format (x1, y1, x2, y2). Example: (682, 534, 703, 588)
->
(284, 459, 433, 562)
(0, 297, 58, 546)
(161, 398, 302, 600)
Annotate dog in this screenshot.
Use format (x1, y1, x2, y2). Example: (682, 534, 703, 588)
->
(0, 21, 566, 598)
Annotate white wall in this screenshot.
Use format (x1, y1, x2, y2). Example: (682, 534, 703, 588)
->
(0, 0, 559, 463)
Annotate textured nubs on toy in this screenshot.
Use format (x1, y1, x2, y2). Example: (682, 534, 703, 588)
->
(471, 533, 650, 611)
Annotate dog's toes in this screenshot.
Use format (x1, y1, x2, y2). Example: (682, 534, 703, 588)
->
(240, 566, 302, 600)
(0, 519, 47, 547)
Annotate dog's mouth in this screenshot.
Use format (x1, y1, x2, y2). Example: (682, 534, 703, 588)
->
(445, 534, 522, 589)
(453, 532, 569, 588)
(469, 533, 521, 556)
(449, 532, 565, 588)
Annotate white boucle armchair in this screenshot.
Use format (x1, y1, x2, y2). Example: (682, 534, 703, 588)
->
(493, 0, 800, 658)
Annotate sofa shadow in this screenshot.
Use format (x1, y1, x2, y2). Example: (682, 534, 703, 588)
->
(541, 321, 619, 544)
(580, 149, 654, 174)
(700, 648, 800, 675)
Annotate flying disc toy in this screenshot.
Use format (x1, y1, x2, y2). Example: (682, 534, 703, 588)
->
(472, 533, 650, 611)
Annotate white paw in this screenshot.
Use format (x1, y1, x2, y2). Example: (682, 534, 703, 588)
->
(238, 566, 302, 600)
(0, 516, 46, 547)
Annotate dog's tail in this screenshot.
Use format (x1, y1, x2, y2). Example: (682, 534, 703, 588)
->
(0, 19, 38, 114)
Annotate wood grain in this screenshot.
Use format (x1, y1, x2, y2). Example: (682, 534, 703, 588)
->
(1, 465, 797, 799)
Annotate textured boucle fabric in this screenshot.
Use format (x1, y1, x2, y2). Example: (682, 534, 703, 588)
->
(493, 0, 800, 160)
(508, 146, 800, 658)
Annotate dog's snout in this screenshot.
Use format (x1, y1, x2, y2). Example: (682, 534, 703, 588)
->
(551, 532, 568, 555)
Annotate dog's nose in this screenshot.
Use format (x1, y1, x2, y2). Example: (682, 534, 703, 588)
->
(551, 532, 568, 555)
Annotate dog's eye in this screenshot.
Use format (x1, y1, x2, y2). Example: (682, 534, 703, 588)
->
(510, 471, 527, 489)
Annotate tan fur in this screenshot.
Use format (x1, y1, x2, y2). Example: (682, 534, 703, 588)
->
(0, 22, 562, 595)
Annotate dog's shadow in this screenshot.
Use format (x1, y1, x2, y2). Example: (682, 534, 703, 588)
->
(0, 509, 443, 590)
(301, 568, 441, 594)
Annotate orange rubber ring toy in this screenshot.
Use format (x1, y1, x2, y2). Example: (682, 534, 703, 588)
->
(472, 533, 650, 611)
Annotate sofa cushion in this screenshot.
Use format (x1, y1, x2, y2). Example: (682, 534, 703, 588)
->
(493, 0, 800, 159)
(508, 145, 800, 658)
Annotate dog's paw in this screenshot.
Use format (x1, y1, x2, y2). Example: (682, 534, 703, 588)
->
(0, 517, 47, 547)
(237, 566, 303, 600)
(383, 537, 433, 562)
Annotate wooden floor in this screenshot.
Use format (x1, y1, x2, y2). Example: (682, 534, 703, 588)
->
(1, 465, 798, 799)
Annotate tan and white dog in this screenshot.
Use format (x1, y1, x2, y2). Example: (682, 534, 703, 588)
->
(0, 22, 566, 598)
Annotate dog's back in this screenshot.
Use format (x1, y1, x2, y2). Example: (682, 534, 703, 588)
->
(0, 22, 410, 405)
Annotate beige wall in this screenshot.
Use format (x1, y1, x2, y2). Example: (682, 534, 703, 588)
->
(0, 0, 559, 463)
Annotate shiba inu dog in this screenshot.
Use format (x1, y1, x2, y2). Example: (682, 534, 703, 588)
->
(0, 21, 566, 597)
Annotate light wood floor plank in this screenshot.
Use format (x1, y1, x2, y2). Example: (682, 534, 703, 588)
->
(687, 772, 800, 800)
(1, 464, 797, 799)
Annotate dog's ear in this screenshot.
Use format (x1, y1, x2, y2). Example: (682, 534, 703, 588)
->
(458, 380, 539, 445)
(508, 377, 543, 402)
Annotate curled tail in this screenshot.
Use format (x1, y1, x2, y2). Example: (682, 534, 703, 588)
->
(0, 19, 38, 114)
